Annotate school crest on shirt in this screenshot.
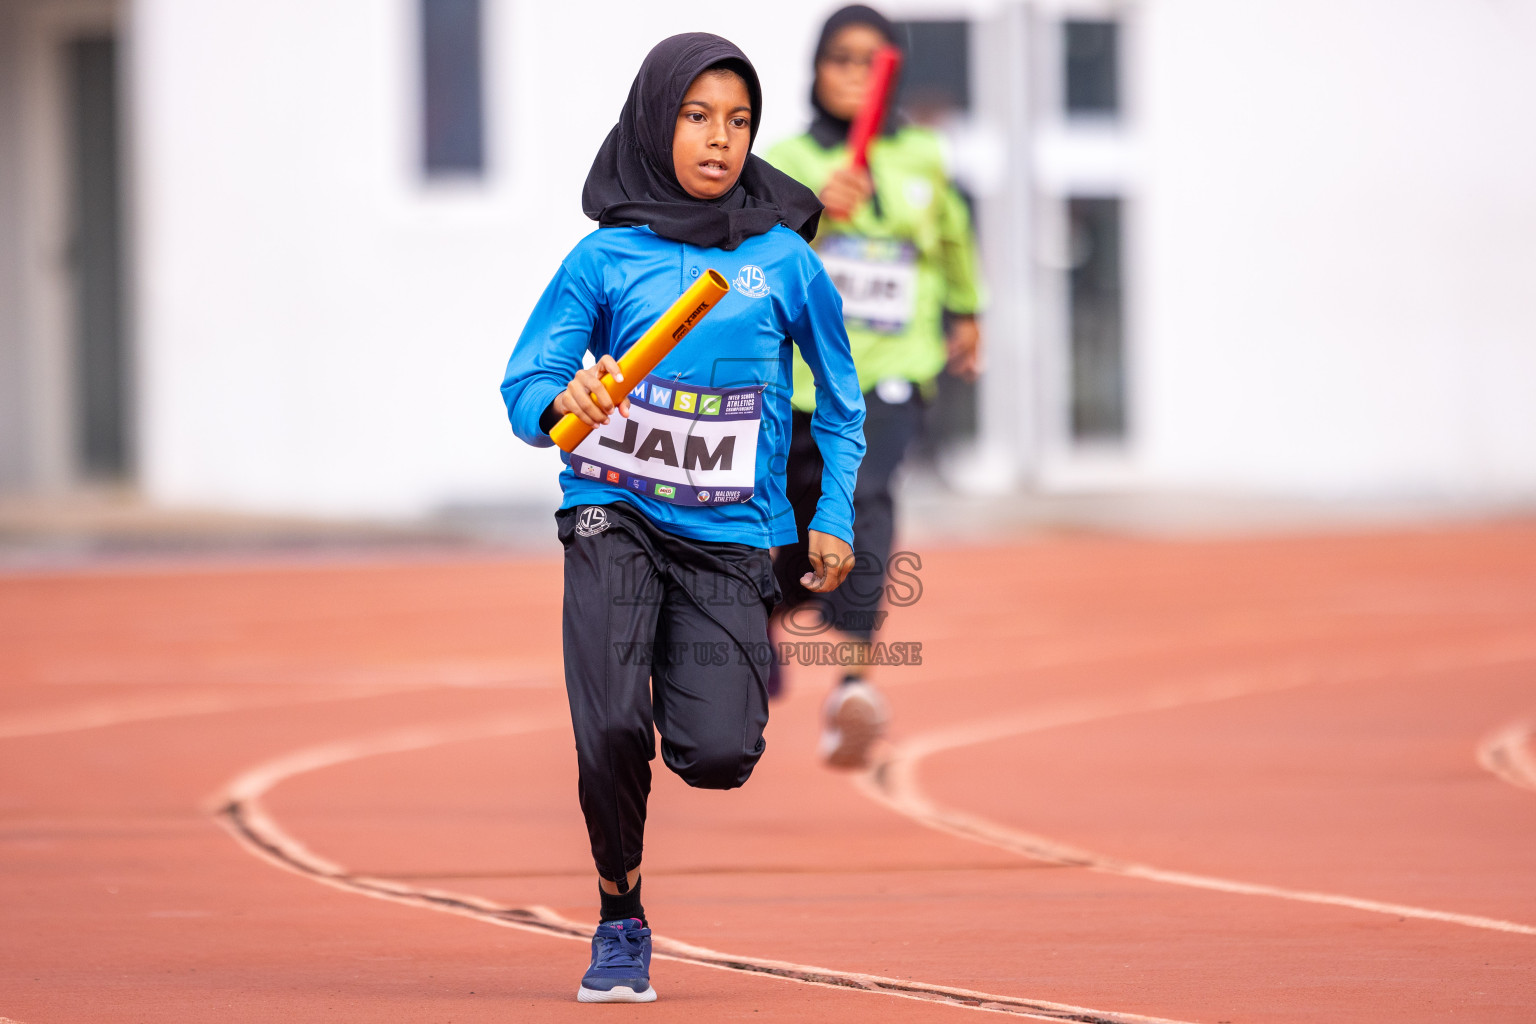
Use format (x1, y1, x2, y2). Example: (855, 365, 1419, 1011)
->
(734, 265, 770, 299)
(575, 506, 610, 538)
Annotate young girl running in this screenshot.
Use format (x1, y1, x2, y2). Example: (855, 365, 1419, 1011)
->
(499, 33, 866, 1003)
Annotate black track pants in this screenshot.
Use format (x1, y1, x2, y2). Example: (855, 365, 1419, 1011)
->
(772, 388, 923, 641)
(557, 502, 779, 887)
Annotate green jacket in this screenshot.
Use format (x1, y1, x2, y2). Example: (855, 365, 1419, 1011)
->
(766, 126, 984, 411)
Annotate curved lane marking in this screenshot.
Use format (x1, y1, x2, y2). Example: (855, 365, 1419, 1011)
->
(0, 689, 411, 740)
(0, 669, 554, 740)
(858, 673, 1536, 937)
(211, 716, 1201, 1024)
(1478, 721, 1536, 793)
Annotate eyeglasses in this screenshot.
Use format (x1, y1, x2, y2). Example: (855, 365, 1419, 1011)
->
(820, 51, 878, 69)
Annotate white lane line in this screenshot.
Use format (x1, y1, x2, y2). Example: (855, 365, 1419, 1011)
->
(0, 688, 408, 740)
(859, 669, 1536, 938)
(1478, 721, 1536, 793)
(211, 718, 559, 873)
(211, 716, 1204, 1024)
(0, 669, 555, 740)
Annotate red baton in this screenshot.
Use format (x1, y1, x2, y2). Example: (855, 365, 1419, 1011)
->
(847, 45, 902, 170)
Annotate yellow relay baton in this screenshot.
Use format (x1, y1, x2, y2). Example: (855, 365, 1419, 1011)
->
(550, 269, 731, 453)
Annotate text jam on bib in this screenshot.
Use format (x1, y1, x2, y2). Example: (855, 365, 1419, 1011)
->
(568, 375, 764, 506)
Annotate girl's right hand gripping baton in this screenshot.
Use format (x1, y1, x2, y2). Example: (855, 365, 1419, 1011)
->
(549, 269, 731, 453)
(846, 45, 903, 170)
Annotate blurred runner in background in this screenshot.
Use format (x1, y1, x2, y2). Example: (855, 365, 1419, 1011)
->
(768, 4, 985, 769)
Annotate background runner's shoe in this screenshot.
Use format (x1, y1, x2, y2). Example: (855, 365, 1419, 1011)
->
(577, 918, 656, 1003)
(819, 681, 888, 769)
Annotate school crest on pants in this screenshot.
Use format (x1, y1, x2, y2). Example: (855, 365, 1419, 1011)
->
(576, 506, 610, 537)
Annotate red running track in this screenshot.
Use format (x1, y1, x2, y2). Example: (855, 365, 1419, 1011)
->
(1, 522, 1534, 1022)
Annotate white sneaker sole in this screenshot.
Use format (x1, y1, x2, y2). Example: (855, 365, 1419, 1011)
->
(577, 983, 657, 1003)
(820, 685, 887, 769)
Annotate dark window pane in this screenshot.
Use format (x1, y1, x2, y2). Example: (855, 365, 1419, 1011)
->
(69, 35, 129, 478)
(888, 21, 979, 458)
(892, 20, 970, 118)
(1064, 19, 1118, 117)
(421, 0, 484, 175)
(1068, 197, 1127, 441)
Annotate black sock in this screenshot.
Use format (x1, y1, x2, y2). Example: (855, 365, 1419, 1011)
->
(599, 877, 645, 925)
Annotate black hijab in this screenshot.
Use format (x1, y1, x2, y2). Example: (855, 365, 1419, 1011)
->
(808, 5, 900, 149)
(582, 33, 822, 251)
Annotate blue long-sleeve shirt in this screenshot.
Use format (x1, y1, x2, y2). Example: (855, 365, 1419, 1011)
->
(501, 224, 866, 548)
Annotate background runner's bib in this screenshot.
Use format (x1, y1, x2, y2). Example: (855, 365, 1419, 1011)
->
(817, 235, 919, 333)
(569, 375, 763, 505)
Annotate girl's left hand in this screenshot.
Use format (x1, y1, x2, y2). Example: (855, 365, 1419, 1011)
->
(802, 530, 854, 592)
(945, 316, 983, 381)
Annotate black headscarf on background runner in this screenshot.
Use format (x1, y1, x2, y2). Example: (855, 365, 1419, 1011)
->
(808, 5, 901, 149)
(582, 33, 822, 251)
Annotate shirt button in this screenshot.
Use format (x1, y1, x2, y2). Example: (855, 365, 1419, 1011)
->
(690, 267, 700, 278)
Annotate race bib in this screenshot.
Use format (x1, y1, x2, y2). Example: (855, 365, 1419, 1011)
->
(569, 375, 763, 506)
(818, 235, 919, 333)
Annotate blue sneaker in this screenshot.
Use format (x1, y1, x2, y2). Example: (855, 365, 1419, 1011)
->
(577, 917, 656, 1003)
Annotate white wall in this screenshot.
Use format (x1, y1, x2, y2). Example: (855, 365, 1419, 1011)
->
(129, 0, 843, 518)
(1133, 0, 1536, 499)
(127, 0, 1536, 518)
